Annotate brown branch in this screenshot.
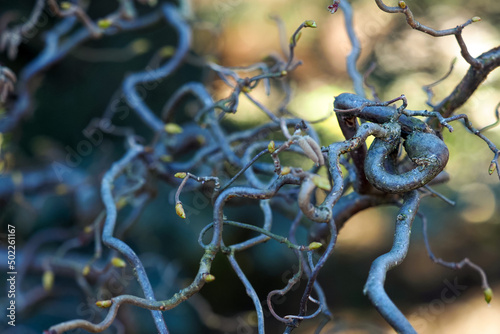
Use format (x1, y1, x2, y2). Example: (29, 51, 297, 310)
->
(435, 46, 500, 118)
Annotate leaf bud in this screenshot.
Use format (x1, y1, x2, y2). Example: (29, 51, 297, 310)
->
(111, 257, 127, 268)
(175, 202, 186, 218)
(308, 242, 323, 250)
(43, 270, 54, 292)
(304, 20, 317, 28)
(484, 288, 493, 304)
(96, 300, 112, 308)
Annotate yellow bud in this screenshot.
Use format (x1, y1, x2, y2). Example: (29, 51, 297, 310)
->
(60, 2, 72, 10)
(164, 123, 183, 134)
(241, 86, 252, 93)
(130, 39, 151, 55)
(488, 162, 496, 175)
(312, 175, 332, 191)
(82, 265, 90, 276)
(55, 184, 68, 195)
(97, 19, 113, 29)
(175, 202, 186, 218)
(43, 270, 54, 292)
(290, 31, 302, 45)
(12, 171, 23, 186)
(471, 16, 481, 22)
(204, 274, 216, 282)
(398, 1, 407, 9)
(174, 172, 187, 179)
(484, 288, 493, 304)
(304, 20, 317, 28)
(111, 257, 127, 268)
(196, 135, 206, 145)
(268, 140, 276, 154)
(83, 225, 93, 233)
(96, 300, 112, 308)
(280, 70, 288, 77)
(116, 197, 128, 209)
(281, 166, 291, 175)
(160, 46, 176, 58)
(308, 242, 323, 250)
(160, 155, 173, 162)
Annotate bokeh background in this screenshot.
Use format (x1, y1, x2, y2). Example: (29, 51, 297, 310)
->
(1, 0, 499, 333)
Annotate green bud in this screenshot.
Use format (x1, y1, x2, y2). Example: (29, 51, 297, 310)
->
(164, 123, 183, 134)
(268, 140, 276, 154)
(175, 202, 186, 219)
(484, 288, 493, 304)
(97, 19, 113, 29)
(111, 257, 126, 268)
(304, 20, 317, 28)
(205, 274, 216, 282)
(96, 300, 112, 308)
(308, 242, 323, 250)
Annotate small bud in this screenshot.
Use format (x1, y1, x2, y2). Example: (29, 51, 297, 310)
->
(97, 19, 113, 29)
(175, 202, 186, 218)
(204, 274, 216, 282)
(308, 242, 323, 250)
(484, 288, 493, 304)
(111, 257, 126, 268)
(174, 172, 187, 179)
(165, 123, 183, 134)
(160, 155, 173, 162)
(116, 197, 128, 209)
(312, 175, 332, 191)
(280, 70, 288, 76)
(304, 20, 317, 28)
(43, 270, 54, 292)
(296, 137, 320, 165)
(268, 140, 276, 154)
(96, 300, 112, 308)
(82, 265, 90, 276)
(471, 16, 481, 22)
(327, 2, 339, 14)
(83, 225, 93, 233)
(60, 2, 72, 10)
(55, 184, 68, 195)
(290, 31, 302, 45)
(130, 39, 150, 55)
(196, 135, 206, 145)
(281, 166, 291, 175)
(12, 171, 23, 186)
(488, 162, 496, 175)
(241, 86, 252, 93)
(398, 1, 407, 9)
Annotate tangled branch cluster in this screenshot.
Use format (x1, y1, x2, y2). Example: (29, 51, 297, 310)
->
(1, 1, 499, 333)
